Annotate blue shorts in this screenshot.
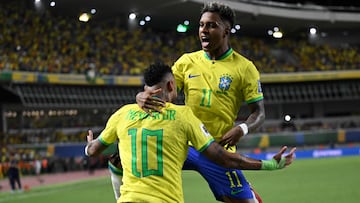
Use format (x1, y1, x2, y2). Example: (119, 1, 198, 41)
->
(183, 146, 255, 202)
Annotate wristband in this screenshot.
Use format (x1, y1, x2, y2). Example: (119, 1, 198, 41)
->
(238, 123, 248, 136)
(261, 158, 286, 170)
(85, 145, 89, 156)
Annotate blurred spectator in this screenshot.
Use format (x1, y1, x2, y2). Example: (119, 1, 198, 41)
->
(8, 153, 22, 193)
(34, 155, 44, 183)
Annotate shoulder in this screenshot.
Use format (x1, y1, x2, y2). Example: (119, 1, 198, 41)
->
(120, 103, 138, 110)
(114, 104, 138, 113)
(166, 104, 195, 119)
(231, 50, 253, 64)
(173, 51, 203, 74)
(109, 104, 139, 119)
(176, 50, 203, 63)
(166, 103, 191, 113)
(230, 50, 259, 74)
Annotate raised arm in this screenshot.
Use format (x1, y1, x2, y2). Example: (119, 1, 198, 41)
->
(202, 142, 295, 170)
(219, 100, 265, 147)
(85, 130, 108, 157)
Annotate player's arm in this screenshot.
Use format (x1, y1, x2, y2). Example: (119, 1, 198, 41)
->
(202, 143, 295, 170)
(219, 100, 265, 147)
(245, 99, 265, 133)
(86, 129, 122, 200)
(136, 86, 166, 113)
(85, 130, 108, 157)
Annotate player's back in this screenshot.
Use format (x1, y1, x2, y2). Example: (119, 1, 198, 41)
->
(116, 103, 213, 203)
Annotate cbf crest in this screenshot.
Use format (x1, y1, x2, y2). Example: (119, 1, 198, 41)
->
(218, 74, 233, 91)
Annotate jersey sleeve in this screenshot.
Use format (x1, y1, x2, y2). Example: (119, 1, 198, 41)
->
(182, 107, 215, 152)
(98, 109, 122, 146)
(172, 55, 187, 92)
(243, 62, 264, 104)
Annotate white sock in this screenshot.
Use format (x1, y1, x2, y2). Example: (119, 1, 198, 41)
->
(110, 169, 123, 200)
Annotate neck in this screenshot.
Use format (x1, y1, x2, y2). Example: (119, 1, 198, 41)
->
(157, 91, 169, 102)
(146, 86, 169, 102)
(206, 44, 230, 60)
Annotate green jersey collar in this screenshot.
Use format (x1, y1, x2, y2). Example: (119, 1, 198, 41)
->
(204, 48, 233, 60)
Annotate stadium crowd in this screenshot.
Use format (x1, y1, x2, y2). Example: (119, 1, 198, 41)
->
(1, 1, 359, 76)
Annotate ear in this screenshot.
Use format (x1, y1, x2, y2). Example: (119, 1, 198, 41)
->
(224, 28, 230, 37)
(167, 80, 175, 92)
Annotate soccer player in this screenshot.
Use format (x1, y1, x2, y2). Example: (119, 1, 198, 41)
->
(85, 63, 296, 203)
(136, 2, 267, 203)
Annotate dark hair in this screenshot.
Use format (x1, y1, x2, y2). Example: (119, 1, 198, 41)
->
(201, 2, 235, 28)
(144, 62, 173, 86)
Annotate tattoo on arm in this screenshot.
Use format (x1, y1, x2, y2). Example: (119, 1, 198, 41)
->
(246, 100, 265, 133)
(204, 142, 262, 170)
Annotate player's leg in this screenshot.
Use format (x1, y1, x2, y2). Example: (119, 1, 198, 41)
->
(108, 153, 123, 200)
(183, 146, 201, 171)
(35, 162, 43, 182)
(9, 176, 16, 192)
(183, 146, 259, 203)
(13, 169, 22, 191)
(15, 176, 22, 190)
(250, 186, 262, 203)
(223, 186, 262, 203)
(109, 167, 122, 199)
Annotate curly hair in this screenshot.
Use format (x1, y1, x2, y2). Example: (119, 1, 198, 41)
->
(201, 2, 235, 28)
(143, 62, 172, 86)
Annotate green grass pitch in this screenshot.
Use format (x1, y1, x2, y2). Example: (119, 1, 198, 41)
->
(1, 156, 359, 203)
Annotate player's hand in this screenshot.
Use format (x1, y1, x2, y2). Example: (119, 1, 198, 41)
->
(136, 87, 165, 114)
(261, 146, 296, 170)
(87, 130, 94, 143)
(273, 146, 296, 167)
(85, 130, 108, 157)
(219, 126, 244, 148)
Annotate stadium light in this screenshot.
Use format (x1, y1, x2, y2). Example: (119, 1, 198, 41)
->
(34, 0, 44, 11)
(177, 24, 188, 33)
(309, 27, 317, 35)
(273, 31, 283, 38)
(145, 16, 151, 22)
(129, 13, 136, 20)
(79, 13, 90, 22)
(284, 114, 291, 122)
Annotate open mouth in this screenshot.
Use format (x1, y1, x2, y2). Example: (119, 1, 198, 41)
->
(201, 36, 210, 48)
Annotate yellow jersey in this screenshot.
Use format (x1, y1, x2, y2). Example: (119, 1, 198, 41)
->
(98, 103, 214, 203)
(172, 48, 263, 142)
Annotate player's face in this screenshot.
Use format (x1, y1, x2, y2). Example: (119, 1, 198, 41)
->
(199, 12, 229, 56)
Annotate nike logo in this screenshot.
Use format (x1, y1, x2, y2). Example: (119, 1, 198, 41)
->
(188, 74, 200, 78)
(231, 189, 244, 195)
